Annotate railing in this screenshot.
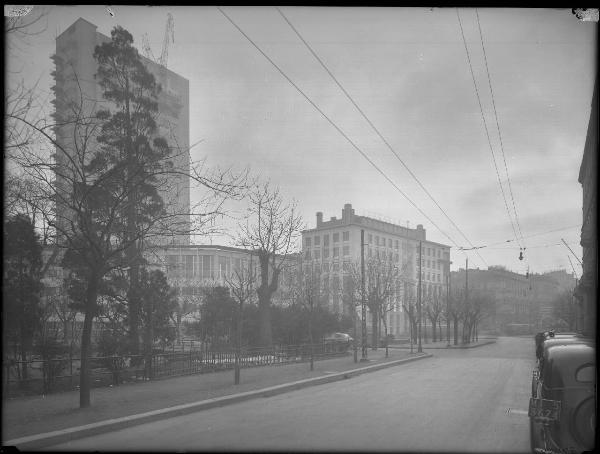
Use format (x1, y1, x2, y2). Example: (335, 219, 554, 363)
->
(2, 341, 350, 397)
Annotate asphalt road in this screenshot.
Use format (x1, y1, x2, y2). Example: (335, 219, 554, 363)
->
(49, 336, 536, 452)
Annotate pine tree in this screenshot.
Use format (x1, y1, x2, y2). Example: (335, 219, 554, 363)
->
(93, 26, 173, 355)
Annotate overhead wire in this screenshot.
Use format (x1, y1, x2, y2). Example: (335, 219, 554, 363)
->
(456, 8, 523, 251)
(475, 8, 526, 249)
(217, 6, 469, 258)
(275, 6, 487, 268)
(456, 224, 580, 250)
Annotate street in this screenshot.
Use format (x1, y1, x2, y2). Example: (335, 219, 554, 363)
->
(49, 337, 535, 452)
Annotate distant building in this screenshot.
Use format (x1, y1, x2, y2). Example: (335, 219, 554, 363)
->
(451, 266, 577, 334)
(147, 244, 296, 322)
(301, 203, 451, 337)
(575, 80, 597, 337)
(53, 18, 190, 246)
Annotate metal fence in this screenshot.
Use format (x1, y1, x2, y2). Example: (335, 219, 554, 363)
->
(2, 341, 350, 397)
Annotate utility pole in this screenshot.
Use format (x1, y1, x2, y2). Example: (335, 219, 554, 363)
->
(360, 229, 368, 361)
(465, 257, 469, 344)
(418, 241, 423, 353)
(446, 260, 451, 348)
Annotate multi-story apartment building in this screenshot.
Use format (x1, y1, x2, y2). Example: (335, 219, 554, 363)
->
(451, 266, 532, 335)
(53, 18, 190, 246)
(451, 266, 577, 334)
(301, 204, 451, 337)
(575, 80, 597, 337)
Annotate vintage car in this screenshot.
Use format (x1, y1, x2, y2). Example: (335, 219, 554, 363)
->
(532, 333, 587, 395)
(529, 339, 595, 454)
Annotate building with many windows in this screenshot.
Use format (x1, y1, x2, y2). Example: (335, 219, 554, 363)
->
(301, 204, 451, 337)
(450, 266, 577, 335)
(53, 18, 190, 246)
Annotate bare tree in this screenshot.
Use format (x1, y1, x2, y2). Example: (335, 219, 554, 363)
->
(288, 258, 326, 371)
(7, 71, 246, 409)
(364, 254, 403, 350)
(425, 289, 444, 343)
(238, 182, 303, 347)
(224, 256, 257, 384)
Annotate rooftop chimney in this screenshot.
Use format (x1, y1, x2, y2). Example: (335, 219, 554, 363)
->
(342, 203, 354, 223)
(316, 212, 323, 227)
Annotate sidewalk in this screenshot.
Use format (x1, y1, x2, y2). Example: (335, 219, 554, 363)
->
(389, 338, 497, 350)
(2, 348, 426, 443)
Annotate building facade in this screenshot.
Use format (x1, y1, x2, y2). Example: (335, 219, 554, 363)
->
(53, 18, 190, 246)
(451, 266, 577, 334)
(301, 203, 451, 337)
(147, 244, 296, 321)
(575, 80, 597, 337)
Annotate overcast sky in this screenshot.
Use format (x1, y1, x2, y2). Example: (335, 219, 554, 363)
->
(6, 6, 597, 274)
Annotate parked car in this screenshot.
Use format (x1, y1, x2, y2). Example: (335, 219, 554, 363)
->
(531, 333, 587, 396)
(323, 333, 353, 343)
(529, 338, 595, 454)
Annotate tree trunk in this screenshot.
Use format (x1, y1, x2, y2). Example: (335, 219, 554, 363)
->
(257, 294, 272, 348)
(234, 303, 243, 385)
(371, 309, 378, 350)
(308, 311, 314, 371)
(79, 277, 98, 408)
(431, 317, 437, 342)
(128, 265, 141, 355)
(453, 317, 458, 345)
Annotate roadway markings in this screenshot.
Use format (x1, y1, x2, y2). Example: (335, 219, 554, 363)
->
(505, 408, 528, 416)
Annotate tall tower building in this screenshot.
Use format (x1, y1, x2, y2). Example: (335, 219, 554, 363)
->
(52, 18, 190, 245)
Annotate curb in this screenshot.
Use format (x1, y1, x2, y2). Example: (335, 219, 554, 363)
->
(389, 340, 496, 350)
(4, 353, 432, 450)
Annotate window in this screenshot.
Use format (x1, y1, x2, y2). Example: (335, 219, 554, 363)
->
(343, 231, 349, 241)
(426, 272, 430, 281)
(202, 255, 212, 279)
(342, 262, 351, 272)
(388, 238, 392, 248)
(323, 248, 330, 259)
(305, 250, 311, 259)
(333, 232, 340, 243)
(218, 256, 230, 278)
(333, 262, 340, 272)
(438, 250, 441, 258)
(324, 234, 329, 246)
(343, 245, 350, 256)
(185, 255, 194, 278)
(305, 237, 312, 248)
(333, 247, 339, 258)
(395, 240, 399, 249)
(323, 262, 330, 272)
(314, 249, 321, 259)
(427, 260, 430, 268)
(314, 236, 320, 246)
(394, 253, 399, 262)
(375, 236, 379, 246)
(368, 234, 373, 243)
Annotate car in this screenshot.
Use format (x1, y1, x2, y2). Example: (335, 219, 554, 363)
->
(531, 333, 587, 396)
(323, 333, 353, 343)
(529, 338, 595, 454)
